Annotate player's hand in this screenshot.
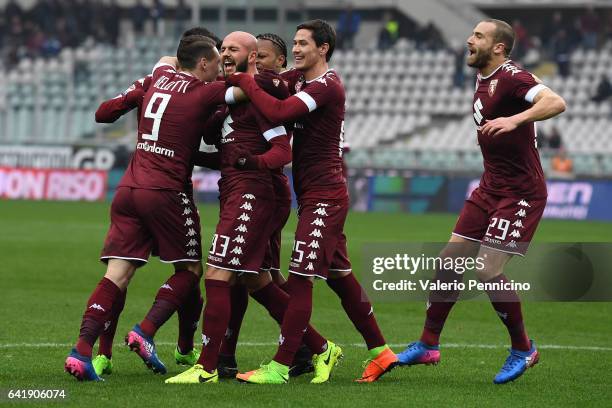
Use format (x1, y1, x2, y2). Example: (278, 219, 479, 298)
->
(226, 72, 249, 87)
(255, 69, 290, 99)
(124, 87, 145, 105)
(232, 148, 261, 170)
(481, 117, 519, 137)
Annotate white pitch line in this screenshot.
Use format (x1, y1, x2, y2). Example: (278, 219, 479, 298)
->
(1, 342, 611, 351)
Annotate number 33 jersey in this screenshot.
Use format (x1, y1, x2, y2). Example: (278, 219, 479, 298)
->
(119, 63, 232, 191)
(472, 60, 548, 199)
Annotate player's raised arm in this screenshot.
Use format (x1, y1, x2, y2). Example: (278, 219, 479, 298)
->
(226, 73, 309, 123)
(95, 77, 148, 123)
(482, 87, 566, 137)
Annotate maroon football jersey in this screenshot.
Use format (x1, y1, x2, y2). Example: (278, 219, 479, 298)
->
(218, 102, 287, 198)
(119, 63, 231, 191)
(286, 69, 347, 201)
(473, 61, 548, 199)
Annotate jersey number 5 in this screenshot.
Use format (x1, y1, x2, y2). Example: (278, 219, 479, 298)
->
(142, 92, 172, 141)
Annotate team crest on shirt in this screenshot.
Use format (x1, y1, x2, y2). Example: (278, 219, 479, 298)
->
(272, 78, 280, 87)
(488, 79, 498, 97)
(295, 79, 304, 93)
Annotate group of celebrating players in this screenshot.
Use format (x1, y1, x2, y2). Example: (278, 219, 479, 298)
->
(64, 17, 565, 386)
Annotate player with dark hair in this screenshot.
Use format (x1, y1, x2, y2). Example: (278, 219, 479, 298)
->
(227, 19, 396, 384)
(64, 35, 238, 381)
(256, 33, 288, 71)
(90, 27, 223, 377)
(166, 31, 340, 385)
(395, 19, 566, 384)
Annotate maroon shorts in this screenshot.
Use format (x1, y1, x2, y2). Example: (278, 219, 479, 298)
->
(101, 187, 202, 265)
(453, 187, 546, 256)
(206, 191, 275, 274)
(261, 197, 292, 272)
(288, 200, 352, 280)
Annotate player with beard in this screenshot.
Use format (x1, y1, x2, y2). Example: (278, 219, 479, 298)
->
(88, 27, 223, 378)
(65, 35, 238, 381)
(226, 20, 396, 384)
(165, 31, 338, 385)
(395, 19, 565, 384)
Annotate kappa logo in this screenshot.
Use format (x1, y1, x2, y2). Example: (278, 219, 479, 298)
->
(426, 301, 431, 311)
(225, 328, 233, 338)
(488, 79, 498, 97)
(313, 208, 329, 216)
(509, 230, 521, 238)
(316, 77, 328, 86)
(187, 249, 198, 256)
(230, 246, 243, 255)
(235, 224, 248, 233)
(518, 199, 531, 207)
(512, 220, 524, 228)
(89, 303, 105, 312)
(308, 240, 320, 249)
(305, 262, 314, 271)
(104, 320, 111, 331)
(240, 202, 253, 211)
(229, 257, 241, 266)
(368, 306, 374, 316)
(186, 228, 197, 237)
(311, 218, 326, 227)
(182, 198, 190, 205)
(279, 334, 285, 345)
(237, 213, 251, 222)
(187, 239, 199, 247)
(306, 251, 318, 260)
(202, 334, 210, 346)
(161, 284, 173, 291)
(242, 194, 256, 200)
(309, 229, 322, 238)
(506, 240, 518, 248)
(182, 207, 192, 216)
(184, 218, 194, 226)
(515, 209, 527, 218)
(233, 235, 245, 244)
(496, 311, 508, 320)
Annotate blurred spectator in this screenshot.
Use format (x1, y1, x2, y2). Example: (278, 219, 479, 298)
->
(378, 12, 399, 50)
(553, 29, 571, 77)
(175, 0, 191, 39)
(151, 0, 165, 37)
(415, 22, 445, 50)
(453, 43, 465, 88)
(551, 148, 573, 178)
(579, 6, 600, 49)
(131, 0, 149, 34)
(512, 19, 530, 59)
(4, 0, 23, 22)
(591, 75, 612, 103)
(336, 3, 361, 50)
(548, 126, 563, 150)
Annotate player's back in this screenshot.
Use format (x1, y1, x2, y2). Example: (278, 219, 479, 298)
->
(291, 69, 347, 201)
(472, 60, 547, 199)
(119, 63, 228, 191)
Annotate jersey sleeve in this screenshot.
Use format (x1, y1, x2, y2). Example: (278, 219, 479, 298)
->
(294, 77, 341, 113)
(151, 62, 176, 81)
(95, 78, 145, 123)
(253, 106, 287, 142)
(509, 70, 548, 104)
(203, 81, 234, 106)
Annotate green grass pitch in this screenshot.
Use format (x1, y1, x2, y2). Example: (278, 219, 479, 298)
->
(1, 200, 611, 407)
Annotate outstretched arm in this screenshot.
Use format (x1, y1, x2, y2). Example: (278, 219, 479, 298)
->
(232, 134, 292, 170)
(227, 73, 309, 123)
(95, 87, 144, 123)
(481, 88, 566, 137)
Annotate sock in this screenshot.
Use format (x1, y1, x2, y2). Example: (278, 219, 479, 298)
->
(327, 273, 386, 350)
(485, 274, 531, 351)
(98, 288, 127, 358)
(76, 277, 121, 358)
(140, 270, 198, 337)
(273, 275, 313, 366)
(177, 284, 203, 354)
(219, 284, 249, 356)
(251, 282, 327, 355)
(278, 280, 290, 292)
(197, 279, 231, 372)
(420, 266, 464, 346)
(368, 344, 389, 359)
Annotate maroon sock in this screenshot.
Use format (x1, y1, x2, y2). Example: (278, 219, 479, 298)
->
(485, 274, 531, 351)
(327, 273, 386, 350)
(140, 270, 198, 337)
(219, 284, 248, 356)
(279, 281, 290, 292)
(197, 279, 231, 372)
(76, 278, 121, 358)
(251, 282, 326, 354)
(420, 266, 463, 346)
(176, 284, 203, 354)
(98, 288, 127, 358)
(273, 275, 313, 366)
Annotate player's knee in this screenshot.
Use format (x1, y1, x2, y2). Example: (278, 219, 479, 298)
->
(176, 261, 203, 278)
(243, 272, 272, 293)
(205, 266, 234, 283)
(475, 262, 503, 282)
(328, 269, 351, 280)
(104, 258, 137, 290)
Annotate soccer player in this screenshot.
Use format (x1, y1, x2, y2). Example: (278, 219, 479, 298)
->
(90, 27, 222, 377)
(64, 35, 237, 381)
(226, 19, 397, 383)
(165, 31, 340, 385)
(395, 19, 566, 384)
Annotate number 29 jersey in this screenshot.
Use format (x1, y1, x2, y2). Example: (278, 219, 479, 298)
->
(119, 63, 231, 191)
(472, 60, 548, 199)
